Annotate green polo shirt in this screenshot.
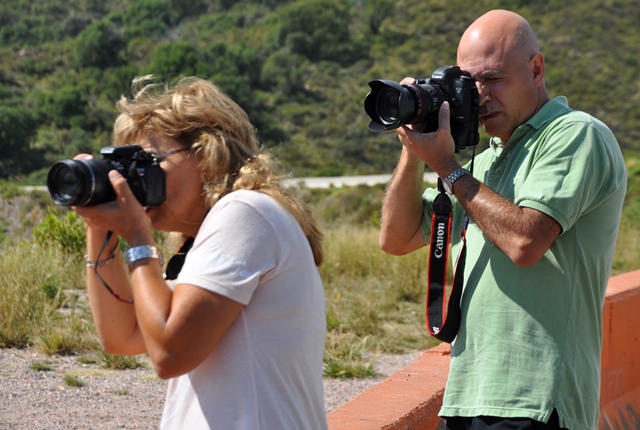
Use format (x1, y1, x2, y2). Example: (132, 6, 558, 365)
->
(420, 97, 626, 430)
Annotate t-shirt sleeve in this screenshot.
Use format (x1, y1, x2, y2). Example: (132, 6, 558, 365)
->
(176, 196, 279, 305)
(515, 118, 617, 233)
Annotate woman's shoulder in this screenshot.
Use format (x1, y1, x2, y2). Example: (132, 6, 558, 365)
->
(212, 190, 290, 222)
(219, 189, 278, 208)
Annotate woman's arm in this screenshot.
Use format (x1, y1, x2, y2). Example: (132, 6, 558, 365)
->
(79, 169, 244, 378)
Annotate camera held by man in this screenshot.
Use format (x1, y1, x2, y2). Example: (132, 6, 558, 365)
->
(364, 65, 480, 150)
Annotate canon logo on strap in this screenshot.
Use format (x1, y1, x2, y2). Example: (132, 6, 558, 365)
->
(434, 222, 446, 258)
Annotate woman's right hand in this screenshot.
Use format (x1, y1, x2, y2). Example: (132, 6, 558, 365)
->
(69, 154, 106, 234)
(69, 154, 153, 246)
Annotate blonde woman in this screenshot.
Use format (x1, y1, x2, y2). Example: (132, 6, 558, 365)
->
(74, 76, 328, 429)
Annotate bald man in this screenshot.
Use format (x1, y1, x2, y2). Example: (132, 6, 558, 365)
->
(379, 10, 626, 430)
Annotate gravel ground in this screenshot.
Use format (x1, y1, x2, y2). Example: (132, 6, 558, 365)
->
(0, 348, 420, 429)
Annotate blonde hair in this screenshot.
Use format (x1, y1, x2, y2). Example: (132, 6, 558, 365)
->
(113, 76, 324, 266)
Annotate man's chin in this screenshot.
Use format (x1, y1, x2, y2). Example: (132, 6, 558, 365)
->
(480, 117, 504, 138)
(480, 112, 500, 123)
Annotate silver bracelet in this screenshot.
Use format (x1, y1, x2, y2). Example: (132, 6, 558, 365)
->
(124, 245, 164, 271)
(85, 246, 118, 268)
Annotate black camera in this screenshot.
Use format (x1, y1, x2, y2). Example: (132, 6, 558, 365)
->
(47, 145, 166, 207)
(364, 65, 480, 150)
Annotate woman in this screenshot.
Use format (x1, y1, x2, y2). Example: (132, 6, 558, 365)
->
(74, 76, 328, 429)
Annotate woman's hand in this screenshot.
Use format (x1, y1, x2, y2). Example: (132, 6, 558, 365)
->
(70, 155, 152, 246)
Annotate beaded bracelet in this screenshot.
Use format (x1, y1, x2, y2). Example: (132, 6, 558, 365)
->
(84, 244, 118, 268)
(89, 231, 134, 304)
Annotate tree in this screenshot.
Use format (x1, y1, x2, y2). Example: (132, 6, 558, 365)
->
(38, 87, 88, 129)
(145, 42, 204, 79)
(0, 106, 39, 177)
(276, 0, 351, 62)
(74, 20, 125, 69)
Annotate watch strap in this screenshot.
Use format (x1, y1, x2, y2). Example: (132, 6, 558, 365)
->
(443, 168, 470, 194)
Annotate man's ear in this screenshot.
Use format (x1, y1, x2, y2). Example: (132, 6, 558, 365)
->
(530, 53, 545, 87)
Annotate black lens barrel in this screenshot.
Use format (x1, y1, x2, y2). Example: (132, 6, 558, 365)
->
(46, 159, 116, 206)
(364, 80, 441, 132)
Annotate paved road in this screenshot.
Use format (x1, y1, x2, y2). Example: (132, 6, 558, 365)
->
(284, 172, 439, 189)
(28, 173, 440, 193)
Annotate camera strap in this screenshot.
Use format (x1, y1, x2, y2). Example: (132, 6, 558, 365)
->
(94, 230, 134, 304)
(164, 237, 194, 280)
(425, 179, 468, 343)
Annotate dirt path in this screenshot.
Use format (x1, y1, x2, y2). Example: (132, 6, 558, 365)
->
(0, 348, 419, 429)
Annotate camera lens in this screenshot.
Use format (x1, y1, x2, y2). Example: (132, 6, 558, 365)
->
(49, 163, 79, 201)
(376, 87, 401, 124)
(364, 79, 445, 132)
(47, 159, 116, 206)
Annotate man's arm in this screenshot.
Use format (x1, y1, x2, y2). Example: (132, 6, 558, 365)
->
(395, 102, 561, 267)
(448, 175, 561, 266)
(379, 146, 428, 256)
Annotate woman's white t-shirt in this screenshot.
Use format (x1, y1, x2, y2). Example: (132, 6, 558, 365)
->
(161, 190, 328, 430)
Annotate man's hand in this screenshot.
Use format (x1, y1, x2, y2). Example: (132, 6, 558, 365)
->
(395, 100, 461, 178)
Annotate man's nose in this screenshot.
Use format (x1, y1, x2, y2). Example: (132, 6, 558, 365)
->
(476, 81, 490, 104)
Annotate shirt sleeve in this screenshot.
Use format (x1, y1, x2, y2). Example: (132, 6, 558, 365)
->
(176, 195, 280, 305)
(515, 117, 618, 233)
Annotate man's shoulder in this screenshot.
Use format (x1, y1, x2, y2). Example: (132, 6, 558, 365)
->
(542, 98, 611, 132)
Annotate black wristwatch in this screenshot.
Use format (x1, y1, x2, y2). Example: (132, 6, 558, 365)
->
(441, 168, 470, 194)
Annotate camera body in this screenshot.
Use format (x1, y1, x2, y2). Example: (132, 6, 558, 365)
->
(364, 65, 480, 150)
(47, 145, 166, 207)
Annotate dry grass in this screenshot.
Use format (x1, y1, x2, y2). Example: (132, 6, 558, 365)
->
(1, 179, 639, 378)
(320, 224, 440, 375)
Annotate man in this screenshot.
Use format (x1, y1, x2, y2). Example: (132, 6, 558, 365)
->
(379, 9, 626, 430)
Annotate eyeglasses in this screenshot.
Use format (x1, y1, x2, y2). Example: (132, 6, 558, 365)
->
(149, 147, 190, 161)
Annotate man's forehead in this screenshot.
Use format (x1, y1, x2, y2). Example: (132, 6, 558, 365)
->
(457, 44, 511, 79)
(457, 54, 502, 78)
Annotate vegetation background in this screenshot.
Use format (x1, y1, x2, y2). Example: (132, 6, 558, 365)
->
(0, 0, 639, 180)
(1, 0, 640, 376)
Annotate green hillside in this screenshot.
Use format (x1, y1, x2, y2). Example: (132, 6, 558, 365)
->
(0, 0, 638, 181)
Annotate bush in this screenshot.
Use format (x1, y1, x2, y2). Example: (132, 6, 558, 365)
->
(32, 208, 86, 258)
(74, 20, 125, 69)
(0, 240, 84, 348)
(101, 352, 147, 370)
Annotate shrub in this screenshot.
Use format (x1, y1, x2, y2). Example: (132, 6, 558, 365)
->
(0, 240, 83, 348)
(29, 360, 55, 371)
(32, 208, 86, 258)
(34, 318, 100, 356)
(63, 374, 85, 387)
(74, 20, 125, 69)
(101, 352, 147, 370)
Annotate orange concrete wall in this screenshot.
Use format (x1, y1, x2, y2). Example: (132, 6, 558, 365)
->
(599, 270, 640, 429)
(327, 270, 640, 430)
(327, 343, 450, 430)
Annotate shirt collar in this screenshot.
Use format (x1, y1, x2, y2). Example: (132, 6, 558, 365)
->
(489, 96, 571, 148)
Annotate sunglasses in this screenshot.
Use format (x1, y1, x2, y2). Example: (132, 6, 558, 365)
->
(148, 147, 191, 162)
